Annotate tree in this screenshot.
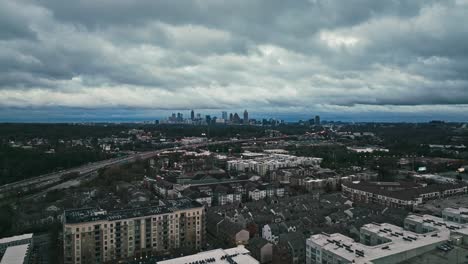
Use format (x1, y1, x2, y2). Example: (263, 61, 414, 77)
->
(246, 222, 258, 237)
(375, 157, 397, 181)
(0, 205, 14, 237)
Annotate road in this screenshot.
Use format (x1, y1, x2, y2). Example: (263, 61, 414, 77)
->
(0, 136, 290, 198)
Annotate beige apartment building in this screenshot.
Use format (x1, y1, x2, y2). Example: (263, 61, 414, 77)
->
(63, 198, 205, 264)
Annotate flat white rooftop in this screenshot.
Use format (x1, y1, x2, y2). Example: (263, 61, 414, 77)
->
(157, 246, 259, 264)
(406, 214, 465, 229)
(443, 207, 468, 215)
(0, 244, 29, 264)
(309, 223, 448, 264)
(0, 234, 33, 245)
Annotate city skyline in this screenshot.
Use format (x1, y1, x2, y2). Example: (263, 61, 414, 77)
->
(0, 107, 467, 123)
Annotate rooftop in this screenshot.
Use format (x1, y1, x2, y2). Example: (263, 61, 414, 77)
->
(0, 234, 33, 245)
(443, 207, 468, 215)
(0, 244, 29, 264)
(405, 214, 465, 230)
(309, 222, 449, 264)
(64, 198, 203, 224)
(400, 244, 468, 264)
(343, 181, 467, 201)
(156, 246, 259, 264)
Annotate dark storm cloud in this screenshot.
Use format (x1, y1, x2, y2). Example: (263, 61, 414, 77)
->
(0, 0, 468, 114)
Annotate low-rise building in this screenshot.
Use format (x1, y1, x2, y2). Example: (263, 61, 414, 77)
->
(442, 207, 468, 224)
(156, 245, 259, 264)
(0, 234, 33, 264)
(248, 187, 267, 201)
(0, 244, 30, 264)
(276, 232, 306, 264)
(342, 181, 467, 209)
(0, 234, 33, 258)
(307, 223, 448, 264)
(247, 237, 273, 264)
(307, 208, 468, 264)
(262, 224, 281, 245)
(218, 221, 250, 246)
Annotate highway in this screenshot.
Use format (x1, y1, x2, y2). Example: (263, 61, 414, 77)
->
(0, 136, 290, 197)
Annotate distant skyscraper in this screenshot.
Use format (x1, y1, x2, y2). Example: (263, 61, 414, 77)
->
(191, 109, 195, 120)
(243, 110, 249, 125)
(205, 115, 211, 125)
(315, 115, 320, 125)
(229, 113, 233, 121)
(233, 113, 241, 124)
(222, 111, 228, 120)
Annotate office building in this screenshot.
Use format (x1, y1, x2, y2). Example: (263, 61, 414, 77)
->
(243, 110, 249, 125)
(314, 115, 320, 126)
(176, 113, 183, 122)
(191, 110, 195, 120)
(222, 111, 228, 120)
(233, 113, 241, 124)
(157, 245, 259, 264)
(63, 198, 205, 264)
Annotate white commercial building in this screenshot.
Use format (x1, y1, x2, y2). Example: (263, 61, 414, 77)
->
(0, 233, 33, 264)
(307, 223, 449, 264)
(347, 147, 389, 153)
(157, 245, 259, 264)
(0, 244, 30, 264)
(307, 208, 468, 264)
(442, 207, 468, 224)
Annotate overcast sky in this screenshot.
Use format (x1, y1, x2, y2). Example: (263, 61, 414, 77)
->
(1, 0, 468, 122)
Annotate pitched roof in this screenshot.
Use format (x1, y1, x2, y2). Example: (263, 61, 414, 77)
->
(343, 182, 466, 200)
(248, 237, 270, 251)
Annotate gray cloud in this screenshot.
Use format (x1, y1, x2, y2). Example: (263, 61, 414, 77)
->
(0, 0, 468, 117)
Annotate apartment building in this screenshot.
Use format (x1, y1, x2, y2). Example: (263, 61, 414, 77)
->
(63, 198, 205, 264)
(227, 154, 322, 176)
(342, 181, 467, 209)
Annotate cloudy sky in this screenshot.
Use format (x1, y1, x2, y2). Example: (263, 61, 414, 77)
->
(1, 0, 468, 122)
